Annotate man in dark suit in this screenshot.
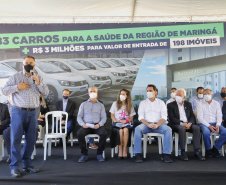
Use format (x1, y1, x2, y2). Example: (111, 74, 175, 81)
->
(56, 89, 76, 140)
(0, 102, 10, 135)
(223, 101, 226, 127)
(167, 88, 205, 161)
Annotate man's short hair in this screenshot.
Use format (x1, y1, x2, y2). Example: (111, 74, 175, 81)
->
(146, 84, 157, 91)
(24, 55, 35, 61)
(171, 88, 177, 91)
(177, 88, 186, 97)
(203, 89, 213, 95)
(221, 87, 226, 92)
(88, 86, 98, 92)
(62, 89, 70, 94)
(196, 87, 204, 92)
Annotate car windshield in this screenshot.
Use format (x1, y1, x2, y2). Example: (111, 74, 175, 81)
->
(6, 61, 23, 71)
(133, 59, 142, 64)
(0, 63, 17, 78)
(122, 59, 136, 66)
(109, 59, 125, 67)
(67, 61, 90, 70)
(77, 60, 96, 70)
(36, 61, 65, 73)
(92, 60, 111, 68)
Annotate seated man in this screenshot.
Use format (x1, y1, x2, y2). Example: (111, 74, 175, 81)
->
(189, 87, 204, 113)
(56, 89, 76, 141)
(197, 89, 226, 157)
(167, 88, 205, 161)
(166, 88, 177, 106)
(215, 87, 226, 108)
(77, 86, 107, 162)
(134, 84, 172, 163)
(223, 101, 226, 127)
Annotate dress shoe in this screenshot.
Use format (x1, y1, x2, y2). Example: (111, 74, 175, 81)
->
(211, 146, 221, 158)
(161, 154, 173, 163)
(78, 155, 88, 163)
(11, 169, 21, 178)
(194, 152, 206, 161)
(180, 152, 189, 161)
(118, 156, 123, 160)
(135, 154, 143, 163)
(22, 166, 39, 173)
(6, 155, 11, 163)
(206, 150, 214, 158)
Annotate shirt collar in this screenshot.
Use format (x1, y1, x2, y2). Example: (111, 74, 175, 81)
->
(88, 99, 99, 103)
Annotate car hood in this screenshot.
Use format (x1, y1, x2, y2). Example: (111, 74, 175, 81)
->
(74, 70, 109, 77)
(44, 72, 85, 81)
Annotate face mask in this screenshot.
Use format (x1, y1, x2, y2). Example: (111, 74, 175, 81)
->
(62, 95, 69, 100)
(204, 94, 212, 102)
(89, 92, 97, 99)
(120, 95, 126, 101)
(24, 64, 34, 73)
(171, 92, 176, 99)
(197, 94, 204, 99)
(221, 92, 226, 98)
(147, 92, 154, 99)
(175, 96, 183, 103)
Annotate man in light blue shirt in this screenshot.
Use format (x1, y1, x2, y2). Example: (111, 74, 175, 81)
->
(77, 86, 107, 163)
(2, 56, 49, 178)
(189, 87, 204, 112)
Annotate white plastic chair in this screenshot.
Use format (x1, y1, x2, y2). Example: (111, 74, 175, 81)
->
(143, 133, 164, 158)
(85, 134, 105, 158)
(201, 132, 225, 157)
(111, 131, 134, 158)
(174, 132, 192, 156)
(0, 135, 4, 161)
(44, 111, 68, 160)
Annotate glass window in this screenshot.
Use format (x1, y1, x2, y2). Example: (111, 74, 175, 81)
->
(122, 59, 136, 66)
(77, 60, 96, 70)
(49, 61, 71, 72)
(92, 60, 111, 68)
(36, 61, 65, 73)
(108, 59, 125, 67)
(0, 64, 17, 78)
(6, 62, 23, 71)
(67, 60, 89, 70)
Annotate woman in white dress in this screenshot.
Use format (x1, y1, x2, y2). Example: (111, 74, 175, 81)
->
(110, 89, 136, 159)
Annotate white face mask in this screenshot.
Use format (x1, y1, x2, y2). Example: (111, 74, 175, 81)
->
(175, 96, 183, 103)
(147, 92, 154, 99)
(120, 95, 126, 101)
(198, 94, 204, 99)
(171, 92, 176, 99)
(204, 94, 212, 102)
(89, 92, 97, 99)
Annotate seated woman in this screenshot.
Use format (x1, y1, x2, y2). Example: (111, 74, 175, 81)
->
(38, 94, 50, 140)
(110, 88, 136, 159)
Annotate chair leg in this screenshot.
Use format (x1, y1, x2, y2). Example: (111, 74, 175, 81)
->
(201, 135, 205, 157)
(158, 136, 162, 154)
(115, 145, 118, 154)
(48, 139, 52, 156)
(175, 133, 179, 157)
(111, 148, 114, 158)
(44, 137, 48, 160)
(62, 137, 67, 160)
(70, 132, 73, 146)
(143, 134, 147, 158)
(0, 136, 3, 161)
(102, 150, 105, 159)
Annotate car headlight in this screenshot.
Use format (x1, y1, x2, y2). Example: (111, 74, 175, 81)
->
(111, 72, 119, 76)
(58, 80, 70, 86)
(89, 75, 99, 80)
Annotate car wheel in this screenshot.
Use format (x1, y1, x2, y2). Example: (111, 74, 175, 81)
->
(46, 85, 58, 104)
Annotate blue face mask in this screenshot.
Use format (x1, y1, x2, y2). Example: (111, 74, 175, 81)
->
(62, 95, 69, 100)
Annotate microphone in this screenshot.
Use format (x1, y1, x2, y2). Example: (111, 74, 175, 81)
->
(30, 70, 35, 84)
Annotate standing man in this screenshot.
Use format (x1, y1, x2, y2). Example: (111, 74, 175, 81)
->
(166, 88, 177, 106)
(133, 84, 172, 163)
(2, 56, 49, 177)
(167, 89, 205, 161)
(56, 89, 76, 142)
(77, 86, 107, 162)
(197, 89, 226, 157)
(189, 87, 204, 112)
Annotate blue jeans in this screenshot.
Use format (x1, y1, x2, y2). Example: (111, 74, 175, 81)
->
(133, 123, 172, 154)
(199, 123, 226, 150)
(10, 107, 37, 170)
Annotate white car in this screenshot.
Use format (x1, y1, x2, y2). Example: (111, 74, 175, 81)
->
(81, 59, 129, 85)
(132, 58, 143, 65)
(0, 62, 17, 103)
(119, 58, 140, 71)
(42, 59, 112, 90)
(2, 59, 88, 104)
(104, 58, 138, 81)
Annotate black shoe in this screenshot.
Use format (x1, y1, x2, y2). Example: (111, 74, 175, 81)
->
(135, 154, 143, 163)
(6, 155, 11, 163)
(206, 150, 214, 158)
(22, 166, 39, 173)
(211, 146, 221, 158)
(161, 154, 173, 163)
(180, 152, 189, 161)
(11, 169, 21, 178)
(194, 152, 206, 161)
(118, 156, 123, 160)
